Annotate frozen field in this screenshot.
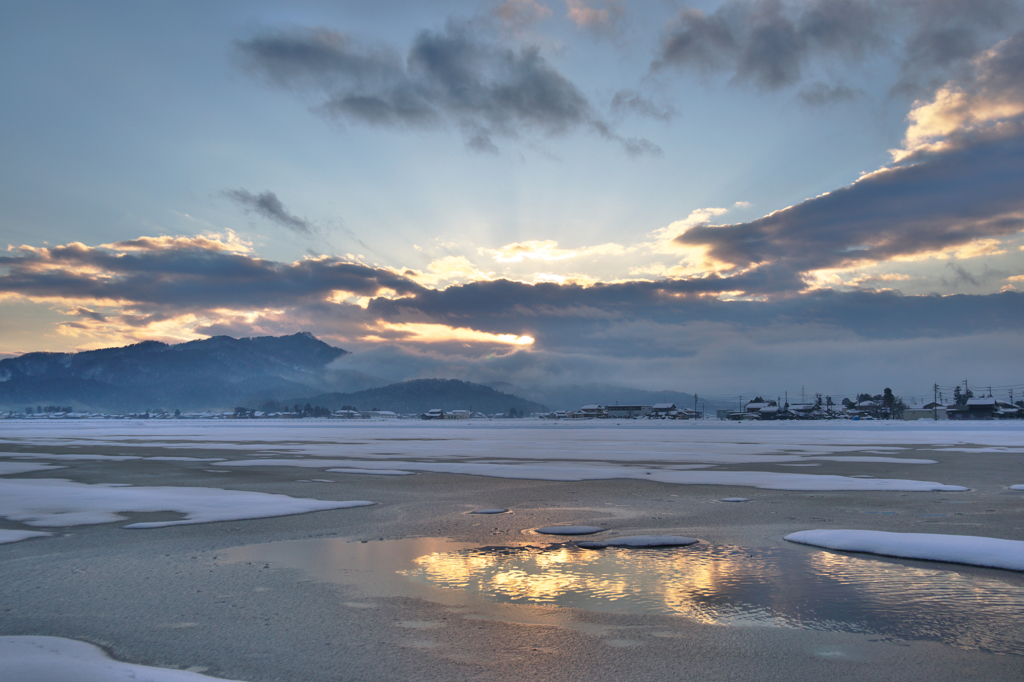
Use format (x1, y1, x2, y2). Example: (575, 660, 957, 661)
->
(1, 420, 1023, 681)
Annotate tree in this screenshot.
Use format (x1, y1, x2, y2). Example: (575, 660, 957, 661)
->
(857, 393, 872, 404)
(842, 397, 854, 408)
(882, 388, 896, 419)
(953, 386, 974, 406)
(174, 409, 181, 418)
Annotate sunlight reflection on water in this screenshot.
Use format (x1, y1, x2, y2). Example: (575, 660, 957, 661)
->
(402, 542, 1024, 655)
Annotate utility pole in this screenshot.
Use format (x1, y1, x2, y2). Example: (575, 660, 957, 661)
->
(933, 383, 938, 421)
(694, 393, 698, 417)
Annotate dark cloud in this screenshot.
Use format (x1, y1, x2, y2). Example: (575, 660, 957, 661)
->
(0, 241, 423, 311)
(896, 0, 1021, 94)
(798, 81, 858, 105)
(675, 126, 1024, 277)
(653, 0, 1020, 93)
(610, 89, 676, 121)
(224, 189, 312, 236)
(72, 307, 107, 322)
(653, 0, 884, 89)
(235, 22, 658, 155)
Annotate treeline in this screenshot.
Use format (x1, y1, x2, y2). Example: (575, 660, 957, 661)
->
(23, 405, 74, 414)
(234, 402, 333, 418)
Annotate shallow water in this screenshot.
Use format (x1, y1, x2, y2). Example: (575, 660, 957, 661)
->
(223, 538, 1024, 656)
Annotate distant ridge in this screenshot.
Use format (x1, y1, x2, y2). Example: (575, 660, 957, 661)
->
(295, 378, 547, 415)
(0, 333, 363, 411)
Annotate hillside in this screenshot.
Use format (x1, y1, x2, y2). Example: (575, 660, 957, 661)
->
(296, 378, 547, 415)
(0, 332, 359, 412)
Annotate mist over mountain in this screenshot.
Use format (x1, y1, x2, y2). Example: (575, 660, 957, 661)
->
(0, 332, 384, 412)
(486, 382, 728, 412)
(294, 379, 547, 416)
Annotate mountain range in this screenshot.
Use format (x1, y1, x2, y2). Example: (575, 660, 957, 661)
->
(0, 333, 722, 414)
(0, 332, 379, 412)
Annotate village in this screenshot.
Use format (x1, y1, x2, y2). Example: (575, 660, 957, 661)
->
(5, 386, 1022, 422)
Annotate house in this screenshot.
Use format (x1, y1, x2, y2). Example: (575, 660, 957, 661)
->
(421, 409, 445, 420)
(651, 403, 677, 418)
(568, 404, 607, 419)
(787, 403, 821, 419)
(605, 404, 653, 419)
(744, 401, 770, 414)
(445, 410, 471, 420)
(948, 397, 1018, 420)
(726, 411, 758, 421)
(903, 402, 947, 421)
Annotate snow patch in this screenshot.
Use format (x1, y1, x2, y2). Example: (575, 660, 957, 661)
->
(0, 636, 248, 682)
(577, 535, 698, 548)
(0, 478, 373, 528)
(468, 509, 508, 514)
(1010, 484, 1024, 491)
(719, 498, 750, 502)
(0, 529, 52, 544)
(785, 530, 1024, 571)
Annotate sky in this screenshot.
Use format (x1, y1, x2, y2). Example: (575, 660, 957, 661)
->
(1, 0, 1023, 401)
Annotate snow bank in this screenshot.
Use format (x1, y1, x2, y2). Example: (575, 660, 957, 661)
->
(0, 478, 373, 528)
(469, 509, 508, 514)
(785, 530, 1024, 571)
(577, 535, 698, 548)
(1, 636, 247, 682)
(0, 530, 52, 544)
(536, 526, 605, 535)
(1010, 484, 1024, 491)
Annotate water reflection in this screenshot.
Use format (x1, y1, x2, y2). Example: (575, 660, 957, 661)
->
(402, 543, 1024, 655)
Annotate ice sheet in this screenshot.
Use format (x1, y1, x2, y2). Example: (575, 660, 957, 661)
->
(1, 636, 247, 682)
(785, 530, 1024, 571)
(0, 478, 373, 528)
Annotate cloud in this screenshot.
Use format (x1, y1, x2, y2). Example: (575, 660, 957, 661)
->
(494, 0, 552, 30)
(672, 31, 1024, 286)
(653, 0, 1021, 93)
(235, 21, 657, 155)
(483, 239, 627, 263)
(224, 189, 312, 236)
(565, 0, 623, 32)
(0, 238, 423, 310)
(798, 81, 859, 105)
(893, 30, 1024, 161)
(3, 232, 1023, 396)
(610, 89, 676, 121)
